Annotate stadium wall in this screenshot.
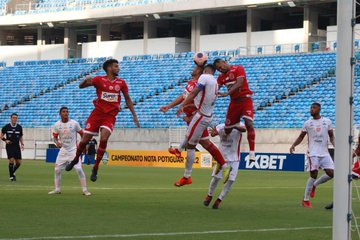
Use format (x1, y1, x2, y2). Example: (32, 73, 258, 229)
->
(0, 44, 65, 65)
(326, 24, 360, 50)
(0, 128, 306, 160)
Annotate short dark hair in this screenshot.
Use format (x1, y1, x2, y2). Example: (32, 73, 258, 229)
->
(59, 106, 68, 114)
(10, 113, 18, 118)
(204, 64, 216, 73)
(312, 102, 321, 108)
(213, 58, 224, 66)
(103, 59, 119, 73)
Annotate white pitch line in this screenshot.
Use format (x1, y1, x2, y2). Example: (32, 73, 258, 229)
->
(0, 226, 332, 240)
(0, 185, 332, 191)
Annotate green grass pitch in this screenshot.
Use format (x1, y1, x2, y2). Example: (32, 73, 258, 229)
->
(0, 159, 353, 240)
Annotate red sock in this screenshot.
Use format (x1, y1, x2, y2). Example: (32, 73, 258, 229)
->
(93, 140, 107, 171)
(207, 143, 226, 166)
(247, 127, 255, 151)
(74, 142, 87, 163)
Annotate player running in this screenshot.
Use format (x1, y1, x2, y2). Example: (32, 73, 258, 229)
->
(1, 113, 24, 181)
(176, 64, 228, 183)
(290, 103, 335, 208)
(213, 59, 256, 161)
(203, 123, 246, 209)
(160, 66, 224, 186)
(65, 59, 140, 182)
(49, 107, 91, 196)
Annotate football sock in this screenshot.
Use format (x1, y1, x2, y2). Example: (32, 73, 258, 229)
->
(247, 127, 256, 151)
(184, 148, 195, 178)
(13, 163, 21, 174)
(54, 165, 62, 192)
(219, 180, 235, 200)
(178, 137, 187, 152)
(207, 143, 226, 166)
(314, 173, 332, 187)
(73, 142, 87, 163)
(74, 165, 87, 192)
(304, 177, 316, 201)
(208, 177, 220, 196)
(8, 163, 14, 178)
(93, 140, 107, 171)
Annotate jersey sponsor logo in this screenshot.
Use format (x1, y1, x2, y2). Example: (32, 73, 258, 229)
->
(101, 92, 119, 102)
(115, 85, 120, 91)
(316, 127, 321, 132)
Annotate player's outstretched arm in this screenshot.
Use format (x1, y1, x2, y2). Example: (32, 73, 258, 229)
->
(160, 94, 184, 113)
(176, 88, 201, 116)
(225, 77, 244, 97)
(123, 92, 140, 128)
(290, 131, 306, 154)
(79, 77, 93, 89)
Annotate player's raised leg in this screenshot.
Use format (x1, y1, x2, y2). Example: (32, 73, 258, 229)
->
(65, 133, 93, 171)
(91, 127, 111, 182)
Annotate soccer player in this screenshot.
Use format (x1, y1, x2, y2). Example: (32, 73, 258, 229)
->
(49, 107, 91, 196)
(1, 113, 24, 181)
(290, 102, 335, 208)
(176, 64, 228, 183)
(160, 66, 225, 186)
(203, 123, 246, 209)
(65, 59, 140, 182)
(214, 59, 256, 161)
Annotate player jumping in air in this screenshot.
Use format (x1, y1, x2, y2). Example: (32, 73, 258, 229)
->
(203, 123, 246, 209)
(290, 103, 335, 208)
(214, 59, 256, 161)
(160, 66, 227, 187)
(49, 107, 91, 196)
(176, 64, 228, 184)
(65, 59, 140, 182)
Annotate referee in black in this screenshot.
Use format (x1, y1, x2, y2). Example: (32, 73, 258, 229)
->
(1, 113, 24, 181)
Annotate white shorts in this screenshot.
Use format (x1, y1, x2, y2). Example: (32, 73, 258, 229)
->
(186, 113, 212, 145)
(307, 155, 334, 172)
(56, 148, 81, 167)
(212, 161, 240, 182)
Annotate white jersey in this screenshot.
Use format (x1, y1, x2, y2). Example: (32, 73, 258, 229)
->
(194, 74, 218, 117)
(216, 123, 244, 162)
(302, 117, 333, 157)
(52, 119, 82, 152)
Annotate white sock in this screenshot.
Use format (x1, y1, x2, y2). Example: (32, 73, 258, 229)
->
(314, 173, 332, 187)
(304, 177, 316, 201)
(219, 180, 235, 200)
(75, 166, 88, 192)
(184, 149, 195, 178)
(54, 166, 62, 192)
(178, 137, 187, 152)
(208, 177, 221, 196)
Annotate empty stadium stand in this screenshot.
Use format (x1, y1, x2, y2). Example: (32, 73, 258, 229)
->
(0, 52, 339, 128)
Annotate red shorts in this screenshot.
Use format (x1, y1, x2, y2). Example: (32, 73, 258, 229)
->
(353, 161, 360, 178)
(225, 97, 254, 128)
(84, 108, 116, 135)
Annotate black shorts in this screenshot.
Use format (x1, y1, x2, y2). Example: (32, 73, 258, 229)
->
(6, 145, 21, 160)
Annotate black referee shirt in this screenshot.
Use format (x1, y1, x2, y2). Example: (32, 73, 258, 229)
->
(1, 123, 23, 146)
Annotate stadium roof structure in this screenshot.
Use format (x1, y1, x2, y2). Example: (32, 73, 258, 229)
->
(0, 0, 336, 26)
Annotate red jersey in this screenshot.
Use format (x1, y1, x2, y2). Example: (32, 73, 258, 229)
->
(182, 78, 198, 117)
(91, 75, 128, 116)
(217, 65, 253, 101)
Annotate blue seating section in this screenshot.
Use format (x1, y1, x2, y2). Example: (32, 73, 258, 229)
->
(0, 52, 339, 128)
(0, 0, 9, 16)
(0, 58, 105, 126)
(14, 0, 179, 15)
